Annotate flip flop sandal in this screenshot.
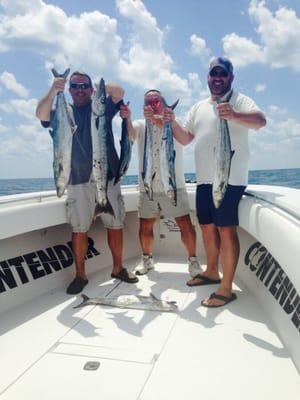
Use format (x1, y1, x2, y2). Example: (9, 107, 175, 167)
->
(111, 268, 139, 284)
(201, 292, 237, 308)
(186, 274, 221, 287)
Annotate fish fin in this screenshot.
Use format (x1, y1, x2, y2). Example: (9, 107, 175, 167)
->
(170, 99, 179, 110)
(167, 301, 177, 305)
(51, 68, 70, 79)
(151, 171, 156, 181)
(230, 150, 235, 159)
(73, 293, 90, 309)
(71, 124, 77, 135)
(161, 97, 179, 110)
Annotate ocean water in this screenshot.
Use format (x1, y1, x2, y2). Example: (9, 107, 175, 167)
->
(0, 168, 299, 196)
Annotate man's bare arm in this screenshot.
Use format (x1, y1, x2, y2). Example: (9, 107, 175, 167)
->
(36, 78, 66, 121)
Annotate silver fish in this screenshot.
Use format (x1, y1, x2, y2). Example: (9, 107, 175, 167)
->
(212, 91, 235, 208)
(141, 119, 155, 200)
(74, 292, 178, 312)
(50, 68, 76, 197)
(91, 78, 114, 215)
(114, 102, 132, 184)
(160, 99, 179, 206)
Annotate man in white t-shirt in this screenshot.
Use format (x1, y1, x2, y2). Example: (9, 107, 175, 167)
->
(121, 90, 201, 278)
(165, 57, 266, 307)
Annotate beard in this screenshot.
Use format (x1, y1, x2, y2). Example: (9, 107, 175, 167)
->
(208, 78, 232, 97)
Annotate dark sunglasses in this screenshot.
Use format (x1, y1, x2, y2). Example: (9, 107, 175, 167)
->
(209, 69, 229, 78)
(69, 82, 91, 89)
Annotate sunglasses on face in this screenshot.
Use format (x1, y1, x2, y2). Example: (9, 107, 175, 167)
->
(209, 69, 229, 78)
(69, 82, 91, 89)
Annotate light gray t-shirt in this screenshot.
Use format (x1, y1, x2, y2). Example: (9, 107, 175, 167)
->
(185, 90, 261, 186)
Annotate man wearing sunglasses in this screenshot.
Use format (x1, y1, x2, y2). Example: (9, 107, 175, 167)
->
(165, 57, 266, 307)
(120, 90, 202, 278)
(36, 71, 138, 295)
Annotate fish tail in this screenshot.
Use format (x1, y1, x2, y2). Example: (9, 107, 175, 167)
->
(73, 294, 90, 309)
(150, 293, 160, 301)
(51, 68, 70, 79)
(114, 174, 120, 185)
(95, 200, 115, 217)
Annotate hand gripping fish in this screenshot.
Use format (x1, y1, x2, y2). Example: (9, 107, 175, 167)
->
(74, 292, 178, 312)
(114, 101, 132, 184)
(50, 68, 76, 197)
(212, 91, 234, 208)
(91, 78, 114, 215)
(142, 98, 179, 204)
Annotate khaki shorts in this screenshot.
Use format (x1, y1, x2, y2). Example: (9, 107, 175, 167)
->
(66, 180, 125, 232)
(138, 189, 191, 219)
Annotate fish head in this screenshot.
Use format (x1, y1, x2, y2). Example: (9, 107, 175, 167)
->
(144, 91, 164, 115)
(92, 78, 106, 116)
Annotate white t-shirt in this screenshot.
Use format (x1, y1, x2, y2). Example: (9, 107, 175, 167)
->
(133, 119, 186, 192)
(185, 91, 261, 186)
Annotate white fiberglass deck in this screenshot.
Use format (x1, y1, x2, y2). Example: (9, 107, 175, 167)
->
(1, 257, 299, 400)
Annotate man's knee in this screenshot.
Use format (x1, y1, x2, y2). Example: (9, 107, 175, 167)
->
(139, 218, 155, 234)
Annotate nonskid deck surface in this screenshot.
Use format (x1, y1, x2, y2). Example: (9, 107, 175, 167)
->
(1, 257, 299, 400)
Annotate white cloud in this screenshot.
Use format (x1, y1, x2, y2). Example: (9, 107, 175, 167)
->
(267, 105, 287, 116)
(189, 34, 211, 62)
(222, 33, 265, 68)
(0, 121, 51, 158)
(0, 98, 37, 120)
(255, 83, 266, 92)
(222, 1, 300, 72)
(0, 0, 122, 79)
(0, 71, 29, 97)
(249, 0, 300, 71)
(0, 123, 8, 133)
(249, 115, 300, 169)
(117, 0, 203, 108)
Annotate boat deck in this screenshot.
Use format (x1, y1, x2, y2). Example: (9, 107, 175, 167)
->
(1, 257, 299, 399)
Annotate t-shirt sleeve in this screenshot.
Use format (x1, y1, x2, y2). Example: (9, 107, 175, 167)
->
(235, 94, 261, 113)
(40, 110, 55, 137)
(106, 96, 122, 119)
(184, 104, 197, 136)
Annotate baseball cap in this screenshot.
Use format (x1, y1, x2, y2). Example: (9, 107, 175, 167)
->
(209, 57, 233, 75)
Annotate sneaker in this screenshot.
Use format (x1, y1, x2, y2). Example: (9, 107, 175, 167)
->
(135, 255, 154, 276)
(66, 276, 88, 295)
(188, 257, 201, 278)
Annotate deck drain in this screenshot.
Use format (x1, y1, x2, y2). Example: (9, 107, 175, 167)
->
(83, 361, 100, 371)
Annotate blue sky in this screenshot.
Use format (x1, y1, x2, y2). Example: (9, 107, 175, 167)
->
(0, 0, 299, 179)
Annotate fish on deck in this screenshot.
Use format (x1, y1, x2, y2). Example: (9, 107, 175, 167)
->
(74, 293, 178, 312)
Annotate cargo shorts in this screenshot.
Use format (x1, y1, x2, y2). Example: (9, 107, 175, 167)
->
(66, 180, 125, 232)
(138, 188, 191, 219)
